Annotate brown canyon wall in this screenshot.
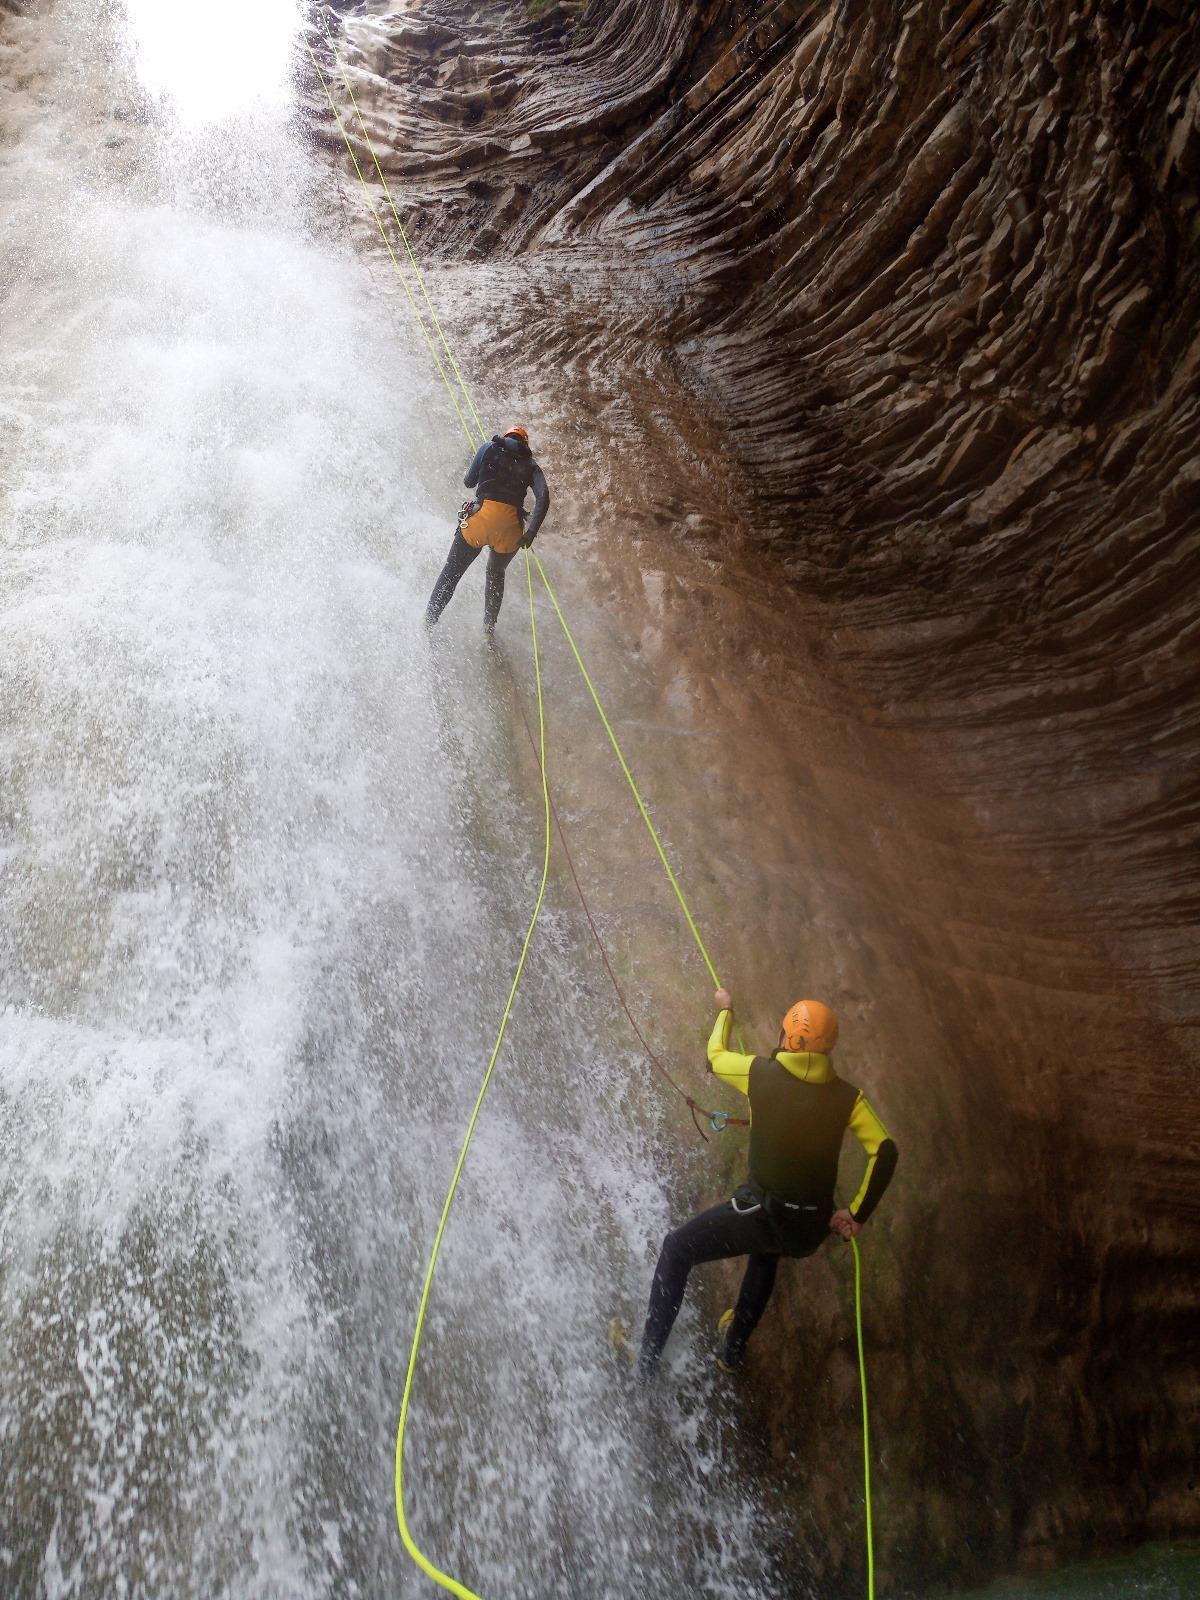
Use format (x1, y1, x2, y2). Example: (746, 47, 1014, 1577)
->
(308, 1, 1199, 1590)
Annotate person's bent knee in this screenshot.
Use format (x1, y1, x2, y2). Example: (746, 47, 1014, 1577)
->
(658, 1225, 693, 1267)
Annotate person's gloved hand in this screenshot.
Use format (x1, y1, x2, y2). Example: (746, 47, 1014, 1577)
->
(520, 531, 537, 549)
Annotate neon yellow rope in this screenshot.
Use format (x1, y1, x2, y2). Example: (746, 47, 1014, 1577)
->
(312, 10, 734, 1014)
(305, 19, 883, 1600)
(851, 1237, 875, 1600)
(303, 31, 478, 450)
(530, 554, 747, 1050)
(322, 11, 488, 444)
(530, 555, 718, 981)
(393, 553, 551, 1599)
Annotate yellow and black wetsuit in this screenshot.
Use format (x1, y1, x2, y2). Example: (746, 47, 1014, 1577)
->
(707, 1008, 896, 1223)
(638, 1008, 897, 1374)
(424, 436, 551, 631)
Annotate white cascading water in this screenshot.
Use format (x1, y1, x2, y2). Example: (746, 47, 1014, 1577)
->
(0, 4, 783, 1595)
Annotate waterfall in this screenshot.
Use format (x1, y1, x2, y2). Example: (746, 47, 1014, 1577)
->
(1, 4, 778, 1595)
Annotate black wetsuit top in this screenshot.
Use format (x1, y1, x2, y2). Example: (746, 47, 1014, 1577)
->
(746, 1057, 861, 1207)
(708, 1010, 898, 1223)
(465, 436, 550, 538)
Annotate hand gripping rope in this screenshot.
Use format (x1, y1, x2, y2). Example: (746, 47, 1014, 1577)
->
(305, 14, 874, 1598)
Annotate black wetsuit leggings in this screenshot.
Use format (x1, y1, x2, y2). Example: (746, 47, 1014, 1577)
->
(639, 1193, 828, 1370)
(425, 528, 518, 630)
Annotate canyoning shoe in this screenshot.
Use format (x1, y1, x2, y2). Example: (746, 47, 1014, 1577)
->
(608, 1318, 659, 1383)
(607, 1317, 635, 1368)
(715, 1308, 742, 1374)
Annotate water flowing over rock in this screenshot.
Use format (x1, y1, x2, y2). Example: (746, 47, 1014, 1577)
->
(307, 0, 1200, 1589)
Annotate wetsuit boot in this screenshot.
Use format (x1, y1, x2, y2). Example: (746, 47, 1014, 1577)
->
(715, 1308, 740, 1373)
(483, 547, 517, 636)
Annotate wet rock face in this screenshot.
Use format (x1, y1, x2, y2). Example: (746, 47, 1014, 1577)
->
(313, 0, 1199, 1588)
(316, 1, 1200, 1003)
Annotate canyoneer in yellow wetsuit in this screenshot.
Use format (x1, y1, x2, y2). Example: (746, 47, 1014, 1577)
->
(637, 990, 897, 1376)
(424, 425, 550, 637)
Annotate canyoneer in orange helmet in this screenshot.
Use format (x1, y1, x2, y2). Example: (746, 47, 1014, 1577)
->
(424, 425, 550, 636)
(634, 988, 897, 1377)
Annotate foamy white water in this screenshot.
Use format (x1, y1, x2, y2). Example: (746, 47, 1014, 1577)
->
(0, 4, 780, 1596)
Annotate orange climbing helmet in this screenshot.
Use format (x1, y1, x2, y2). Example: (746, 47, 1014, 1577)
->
(504, 425, 529, 445)
(781, 999, 839, 1053)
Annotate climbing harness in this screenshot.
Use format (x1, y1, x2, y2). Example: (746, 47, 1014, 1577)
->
(305, 12, 875, 1598)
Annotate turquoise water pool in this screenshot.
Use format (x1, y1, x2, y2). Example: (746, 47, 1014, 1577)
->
(963, 1544, 1200, 1599)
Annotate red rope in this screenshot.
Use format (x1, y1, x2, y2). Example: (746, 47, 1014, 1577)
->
(500, 649, 748, 1140)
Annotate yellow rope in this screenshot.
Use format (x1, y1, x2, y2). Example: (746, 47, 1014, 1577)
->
(311, 12, 880, 1593)
(309, 9, 731, 1011)
(531, 554, 718, 983)
(305, 14, 792, 1594)
(393, 552, 551, 1600)
(530, 554, 747, 1049)
(851, 1237, 875, 1600)
(321, 10, 488, 444)
(303, 30, 478, 449)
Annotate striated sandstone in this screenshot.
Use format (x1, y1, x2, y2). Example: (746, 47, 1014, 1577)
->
(306, 2, 1199, 1591)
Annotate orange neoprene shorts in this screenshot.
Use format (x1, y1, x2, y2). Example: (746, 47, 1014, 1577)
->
(460, 498, 523, 555)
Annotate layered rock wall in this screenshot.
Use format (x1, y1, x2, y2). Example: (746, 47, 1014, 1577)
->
(309, 1, 1199, 1588)
(318, 0, 1199, 1005)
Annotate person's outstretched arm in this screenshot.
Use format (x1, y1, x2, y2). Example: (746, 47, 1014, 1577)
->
(464, 441, 489, 489)
(707, 987, 754, 1095)
(522, 466, 550, 545)
(831, 1099, 898, 1236)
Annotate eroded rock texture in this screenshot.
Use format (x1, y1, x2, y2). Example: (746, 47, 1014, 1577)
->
(317, 0, 1200, 993)
(308, 1, 1199, 1591)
